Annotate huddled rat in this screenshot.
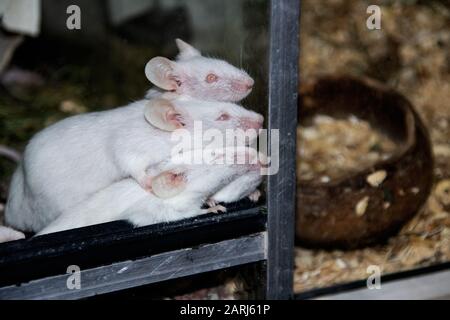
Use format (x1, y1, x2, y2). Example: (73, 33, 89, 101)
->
(37, 147, 260, 235)
(145, 39, 254, 102)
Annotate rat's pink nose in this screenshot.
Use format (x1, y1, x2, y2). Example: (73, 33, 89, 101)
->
(245, 78, 254, 90)
(232, 78, 254, 92)
(240, 116, 263, 130)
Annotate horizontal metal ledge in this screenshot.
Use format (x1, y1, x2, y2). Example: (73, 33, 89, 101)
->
(315, 268, 450, 300)
(0, 202, 266, 287)
(0, 232, 266, 300)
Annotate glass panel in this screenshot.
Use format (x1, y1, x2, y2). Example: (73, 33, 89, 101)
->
(295, 0, 450, 295)
(0, 1, 269, 241)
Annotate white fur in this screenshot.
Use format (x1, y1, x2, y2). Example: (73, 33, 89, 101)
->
(211, 170, 263, 204)
(5, 98, 263, 233)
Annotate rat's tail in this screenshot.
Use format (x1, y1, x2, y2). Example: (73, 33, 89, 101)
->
(1, 168, 27, 243)
(0, 225, 25, 243)
(0, 145, 21, 163)
(0, 145, 26, 242)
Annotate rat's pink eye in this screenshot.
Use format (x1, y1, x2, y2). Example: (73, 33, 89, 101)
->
(206, 73, 219, 83)
(216, 113, 230, 121)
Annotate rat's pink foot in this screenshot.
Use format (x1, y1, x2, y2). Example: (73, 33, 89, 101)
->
(205, 198, 218, 208)
(248, 189, 261, 203)
(202, 205, 227, 214)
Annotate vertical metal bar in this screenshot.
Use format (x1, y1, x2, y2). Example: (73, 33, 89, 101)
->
(266, 0, 300, 299)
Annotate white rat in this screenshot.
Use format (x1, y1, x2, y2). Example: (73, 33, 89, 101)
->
(145, 39, 254, 102)
(36, 147, 260, 235)
(5, 98, 263, 233)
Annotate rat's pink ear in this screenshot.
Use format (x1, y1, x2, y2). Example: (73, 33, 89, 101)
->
(144, 98, 184, 131)
(151, 170, 187, 198)
(145, 57, 178, 90)
(175, 38, 201, 60)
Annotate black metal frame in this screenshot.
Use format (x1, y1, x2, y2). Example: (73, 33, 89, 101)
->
(0, 202, 266, 299)
(266, 0, 300, 299)
(0, 0, 300, 300)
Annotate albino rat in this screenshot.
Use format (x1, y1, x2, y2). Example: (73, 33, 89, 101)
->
(145, 39, 254, 102)
(37, 147, 260, 235)
(5, 98, 263, 233)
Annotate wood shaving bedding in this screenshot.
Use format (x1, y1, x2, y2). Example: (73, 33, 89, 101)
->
(295, 0, 450, 293)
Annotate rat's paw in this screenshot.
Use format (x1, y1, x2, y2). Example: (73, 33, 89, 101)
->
(0, 226, 25, 243)
(205, 198, 218, 208)
(202, 205, 227, 214)
(137, 175, 153, 193)
(248, 189, 261, 203)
